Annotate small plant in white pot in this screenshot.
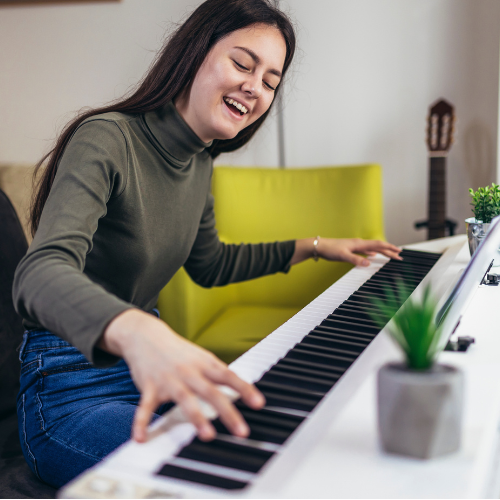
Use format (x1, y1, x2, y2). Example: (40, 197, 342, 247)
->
(370, 284, 463, 459)
(467, 183, 500, 255)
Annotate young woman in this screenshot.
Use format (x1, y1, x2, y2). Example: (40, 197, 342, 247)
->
(13, 0, 401, 488)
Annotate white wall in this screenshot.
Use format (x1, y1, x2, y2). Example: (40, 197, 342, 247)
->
(0, 0, 187, 162)
(1, 0, 499, 244)
(225, 0, 500, 244)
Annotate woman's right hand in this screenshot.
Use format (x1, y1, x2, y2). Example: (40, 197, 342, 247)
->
(101, 309, 265, 443)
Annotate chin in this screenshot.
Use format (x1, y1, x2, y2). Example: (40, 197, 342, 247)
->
(213, 127, 242, 141)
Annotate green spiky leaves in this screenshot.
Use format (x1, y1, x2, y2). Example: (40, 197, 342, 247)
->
(469, 183, 500, 223)
(369, 282, 442, 370)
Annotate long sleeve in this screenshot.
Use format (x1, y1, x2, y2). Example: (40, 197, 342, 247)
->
(13, 119, 132, 365)
(184, 191, 296, 288)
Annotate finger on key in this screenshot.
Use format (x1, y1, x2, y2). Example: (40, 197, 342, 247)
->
(190, 375, 249, 437)
(174, 383, 216, 441)
(212, 367, 266, 410)
(133, 382, 157, 443)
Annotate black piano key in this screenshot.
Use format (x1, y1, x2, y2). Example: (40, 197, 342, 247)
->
(322, 311, 379, 324)
(359, 280, 407, 292)
(357, 284, 401, 298)
(321, 317, 380, 334)
(345, 293, 385, 305)
(268, 361, 342, 384)
(355, 287, 411, 303)
(235, 405, 305, 430)
(379, 263, 429, 276)
(350, 293, 402, 308)
(359, 279, 401, 291)
(396, 249, 441, 260)
(400, 248, 440, 256)
(352, 290, 406, 302)
(372, 267, 425, 278)
(277, 355, 347, 376)
(326, 311, 380, 324)
(301, 333, 367, 353)
(338, 299, 387, 312)
(351, 291, 402, 305)
(261, 367, 335, 393)
(400, 250, 441, 261)
(157, 463, 248, 490)
(347, 295, 402, 310)
(388, 255, 435, 265)
(212, 418, 293, 445)
(315, 324, 377, 341)
(336, 304, 390, 319)
(256, 387, 320, 412)
(255, 379, 327, 398)
(177, 437, 273, 473)
(346, 296, 398, 309)
(327, 315, 386, 332)
(310, 327, 373, 344)
(373, 266, 427, 277)
(339, 300, 386, 310)
(332, 310, 383, 325)
(286, 345, 356, 368)
(396, 258, 439, 268)
(397, 252, 441, 263)
(226, 403, 305, 444)
(294, 340, 361, 359)
(367, 274, 421, 288)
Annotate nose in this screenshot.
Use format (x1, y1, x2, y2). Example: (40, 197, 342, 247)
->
(241, 74, 262, 99)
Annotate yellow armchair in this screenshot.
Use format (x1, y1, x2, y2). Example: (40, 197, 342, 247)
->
(157, 165, 385, 363)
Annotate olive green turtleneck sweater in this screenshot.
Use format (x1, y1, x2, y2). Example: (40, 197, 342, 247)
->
(13, 102, 295, 366)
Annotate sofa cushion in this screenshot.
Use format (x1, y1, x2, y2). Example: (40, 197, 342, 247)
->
(0, 188, 27, 417)
(0, 411, 56, 499)
(0, 188, 56, 498)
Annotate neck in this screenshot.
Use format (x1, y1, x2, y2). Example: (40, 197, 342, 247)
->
(173, 93, 212, 143)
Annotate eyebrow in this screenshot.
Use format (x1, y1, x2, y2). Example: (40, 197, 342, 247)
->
(234, 46, 282, 78)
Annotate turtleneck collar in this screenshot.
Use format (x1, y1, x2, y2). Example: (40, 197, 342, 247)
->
(142, 101, 212, 164)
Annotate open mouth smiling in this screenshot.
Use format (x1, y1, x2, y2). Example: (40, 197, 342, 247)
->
(223, 96, 248, 116)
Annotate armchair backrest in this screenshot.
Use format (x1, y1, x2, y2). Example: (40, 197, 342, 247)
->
(158, 165, 385, 340)
(212, 164, 385, 306)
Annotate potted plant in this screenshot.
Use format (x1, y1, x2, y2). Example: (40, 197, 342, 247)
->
(370, 284, 463, 459)
(467, 183, 500, 255)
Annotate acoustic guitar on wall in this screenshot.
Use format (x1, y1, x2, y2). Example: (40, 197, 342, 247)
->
(415, 98, 457, 240)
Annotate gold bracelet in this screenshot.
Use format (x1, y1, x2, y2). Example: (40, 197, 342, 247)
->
(313, 236, 320, 261)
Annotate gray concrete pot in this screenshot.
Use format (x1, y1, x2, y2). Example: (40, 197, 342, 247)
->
(465, 217, 490, 256)
(377, 362, 463, 459)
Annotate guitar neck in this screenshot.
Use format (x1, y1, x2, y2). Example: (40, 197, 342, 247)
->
(427, 156, 447, 239)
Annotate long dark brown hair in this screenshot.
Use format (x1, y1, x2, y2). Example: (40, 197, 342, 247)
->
(30, 0, 295, 236)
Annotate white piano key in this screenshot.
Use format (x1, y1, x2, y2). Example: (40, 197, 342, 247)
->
(214, 434, 281, 453)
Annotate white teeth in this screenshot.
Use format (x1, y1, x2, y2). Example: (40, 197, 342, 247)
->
(224, 97, 248, 114)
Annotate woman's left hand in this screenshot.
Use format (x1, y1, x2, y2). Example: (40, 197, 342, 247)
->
(290, 238, 402, 266)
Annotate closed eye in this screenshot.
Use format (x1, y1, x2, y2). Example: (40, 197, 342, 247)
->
(233, 59, 277, 91)
(234, 60, 249, 71)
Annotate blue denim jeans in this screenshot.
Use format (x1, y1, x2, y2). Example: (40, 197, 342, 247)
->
(17, 328, 173, 488)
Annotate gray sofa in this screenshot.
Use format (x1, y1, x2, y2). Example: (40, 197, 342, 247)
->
(0, 180, 56, 498)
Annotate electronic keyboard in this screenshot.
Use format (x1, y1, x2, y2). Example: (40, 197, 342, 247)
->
(61, 236, 487, 499)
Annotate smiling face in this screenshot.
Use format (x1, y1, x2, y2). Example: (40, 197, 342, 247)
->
(174, 23, 287, 143)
